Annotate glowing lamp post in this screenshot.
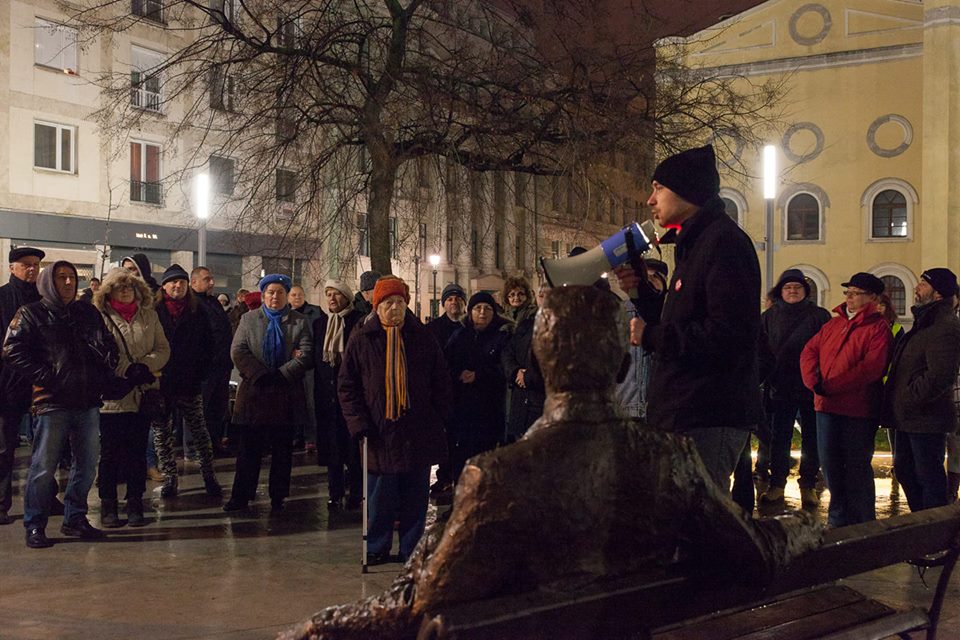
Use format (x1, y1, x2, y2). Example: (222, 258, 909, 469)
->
(428, 254, 441, 318)
(194, 173, 210, 267)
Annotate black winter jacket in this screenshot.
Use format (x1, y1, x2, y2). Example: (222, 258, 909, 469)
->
(313, 308, 364, 436)
(2, 299, 119, 414)
(0, 275, 41, 410)
(760, 299, 831, 401)
(156, 292, 214, 397)
(196, 291, 234, 370)
(881, 299, 960, 434)
(633, 197, 763, 432)
(501, 314, 545, 439)
(426, 313, 463, 351)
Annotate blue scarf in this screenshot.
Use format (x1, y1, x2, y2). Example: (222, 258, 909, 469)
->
(261, 305, 289, 369)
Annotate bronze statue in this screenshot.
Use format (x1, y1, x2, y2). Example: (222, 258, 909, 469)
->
(281, 286, 822, 640)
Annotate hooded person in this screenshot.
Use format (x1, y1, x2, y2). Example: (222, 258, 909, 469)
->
(120, 254, 159, 292)
(353, 270, 381, 317)
(2, 260, 130, 548)
(758, 269, 831, 507)
(0, 246, 45, 525)
(313, 279, 365, 511)
(444, 291, 512, 482)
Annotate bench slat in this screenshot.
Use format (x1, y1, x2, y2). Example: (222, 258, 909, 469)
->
(734, 598, 894, 640)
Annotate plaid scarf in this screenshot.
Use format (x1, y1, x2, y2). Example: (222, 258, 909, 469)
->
(384, 325, 409, 422)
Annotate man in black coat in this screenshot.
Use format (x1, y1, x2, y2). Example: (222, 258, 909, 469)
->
(353, 270, 380, 317)
(154, 264, 221, 499)
(191, 266, 234, 453)
(0, 247, 44, 525)
(3, 260, 134, 548)
(757, 269, 831, 507)
(313, 280, 364, 511)
(615, 144, 762, 494)
(882, 268, 960, 512)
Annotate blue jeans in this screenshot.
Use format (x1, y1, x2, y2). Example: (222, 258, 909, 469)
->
(23, 408, 100, 529)
(367, 467, 430, 559)
(893, 431, 948, 512)
(769, 393, 819, 489)
(816, 412, 877, 527)
(685, 427, 751, 494)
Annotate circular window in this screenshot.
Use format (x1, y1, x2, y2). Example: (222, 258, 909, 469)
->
(789, 4, 832, 46)
(782, 122, 825, 163)
(867, 115, 913, 158)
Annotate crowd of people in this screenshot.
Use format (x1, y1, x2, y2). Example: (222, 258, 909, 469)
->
(1, 145, 959, 558)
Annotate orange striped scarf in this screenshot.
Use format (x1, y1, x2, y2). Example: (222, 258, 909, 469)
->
(384, 325, 409, 421)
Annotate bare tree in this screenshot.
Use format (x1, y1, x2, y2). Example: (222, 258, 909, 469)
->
(65, 0, 785, 276)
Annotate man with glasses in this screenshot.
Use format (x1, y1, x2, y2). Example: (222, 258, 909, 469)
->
(758, 269, 831, 508)
(801, 272, 892, 527)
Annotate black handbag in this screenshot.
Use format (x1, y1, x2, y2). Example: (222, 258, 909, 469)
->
(105, 313, 167, 420)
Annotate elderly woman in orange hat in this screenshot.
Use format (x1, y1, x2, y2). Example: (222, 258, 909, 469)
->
(338, 276, 452, 564)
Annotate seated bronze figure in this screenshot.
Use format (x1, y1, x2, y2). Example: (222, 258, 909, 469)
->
(281, 286, 821, 640)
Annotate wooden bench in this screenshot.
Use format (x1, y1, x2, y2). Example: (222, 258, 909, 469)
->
(416, 503, 960, 640)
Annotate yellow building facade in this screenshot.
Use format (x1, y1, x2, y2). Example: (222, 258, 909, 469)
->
(687, 0, 959, 320)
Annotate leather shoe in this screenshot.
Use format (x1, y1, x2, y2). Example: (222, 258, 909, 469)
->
(222, 499, 247, 512)
(160, 476, 178, 498)
(60, 518, 106, 539)
(327, 497, 343, 513)
(270, 499, 285, 513)
(0, 509, 13, 525)
(366, 552, 392, 566)
(26, 526, 53, 549)
(202, 472, 223, 497)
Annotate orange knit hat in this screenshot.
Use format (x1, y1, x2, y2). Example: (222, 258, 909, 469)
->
(372, 275, 410, 308)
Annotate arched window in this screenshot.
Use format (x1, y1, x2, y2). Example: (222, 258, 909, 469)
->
(871, 190, 907, 238)
(786, 193, 820, 241)
(881, 275, 907, 317)
(806, 277, 818, 305)
(721, 197, 739, 222)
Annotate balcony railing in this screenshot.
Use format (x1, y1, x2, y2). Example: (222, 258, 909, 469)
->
(131, 180, 163, 205)
(131, 86, 162, 113)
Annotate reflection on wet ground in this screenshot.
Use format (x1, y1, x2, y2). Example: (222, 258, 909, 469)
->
(0, 448, 956, 639)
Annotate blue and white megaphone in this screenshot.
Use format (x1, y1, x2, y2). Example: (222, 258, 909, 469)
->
(540, 220, 659, 289)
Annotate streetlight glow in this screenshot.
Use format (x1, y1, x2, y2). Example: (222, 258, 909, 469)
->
(762, 145, 776, 200)
(194, 173, 210, 219)
(428, 254, 441, 268)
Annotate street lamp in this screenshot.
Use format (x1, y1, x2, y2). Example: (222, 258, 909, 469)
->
(762, 145, 777, 292)
(194, 173, 210, 267)
(428, 254, 441, 318)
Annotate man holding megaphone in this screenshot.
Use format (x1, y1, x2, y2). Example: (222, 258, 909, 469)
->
(613, 144, 763, 496)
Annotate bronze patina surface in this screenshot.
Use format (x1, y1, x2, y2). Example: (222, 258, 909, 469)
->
(280, 286, 821, 640)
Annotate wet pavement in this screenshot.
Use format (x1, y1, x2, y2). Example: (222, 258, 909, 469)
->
(0, 448, 957, 639)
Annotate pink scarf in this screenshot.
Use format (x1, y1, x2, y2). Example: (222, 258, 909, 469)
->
(109, 298, 138, 323)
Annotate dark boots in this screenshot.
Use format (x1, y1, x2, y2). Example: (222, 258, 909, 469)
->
(127, 497, 147, 527)
(160, 475, 178, 498)
(100, 499, 122, 528)
(202, 470, 223, 497)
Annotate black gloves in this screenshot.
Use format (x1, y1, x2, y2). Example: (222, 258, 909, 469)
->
(813, 381, 827, 396)
(125, 363, 155, 386)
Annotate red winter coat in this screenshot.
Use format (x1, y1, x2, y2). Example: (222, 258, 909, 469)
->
(800, 302, 892, 418)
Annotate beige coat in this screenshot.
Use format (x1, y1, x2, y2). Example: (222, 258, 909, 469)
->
(99, 305, 171, 414)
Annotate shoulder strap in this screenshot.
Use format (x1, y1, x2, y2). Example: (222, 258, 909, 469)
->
(103, 311, 135, 363)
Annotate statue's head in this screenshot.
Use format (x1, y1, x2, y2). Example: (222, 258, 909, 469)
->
(533, 285, 628, 394)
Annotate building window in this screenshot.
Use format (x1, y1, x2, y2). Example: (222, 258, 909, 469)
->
(130, 141, 162, 205)
(130, 46, 163, 113)
(551, 176, 562, 212)
(34, 122, 75, 173)
(722, 197, 739, 222)
(209, 155, 234, 195)
(445, 222, 454, 264)
(358, 214, 369, 256)
(495, 231, 503, 269)
(515, 236, 523, 269)
(277, 15, 300, 48)
(132, 0, 165, 24)
(806, 278, 819, 306)
(209, 65, 234, 111)
(786, 193, 820, 241)
(471, 228, 479, 267)
(34, 19, 78, 74)
(871, 189, 908, 239)
(209, 0, 235, 24)
(389, 217, 398, 258)
(550, 240, 560, 259)
(275, 169, 296, 202)
(881, 275, 907, 317)
(418, 223, 427, 257)
(514, 173, 526, 207)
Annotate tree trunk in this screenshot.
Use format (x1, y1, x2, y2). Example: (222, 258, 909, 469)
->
(367, 147, 398, 275)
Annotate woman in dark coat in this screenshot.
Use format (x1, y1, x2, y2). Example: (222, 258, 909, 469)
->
(502, 284, 545, 441)
(224, 274, 313, 513)
(314, 279, 365, 511)
(338, 276, 451, 564)
(445, 292, 512, 481)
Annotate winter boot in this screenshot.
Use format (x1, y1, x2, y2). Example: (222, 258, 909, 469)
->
(799, 487, 820, 507)
(760, 486, 784, 503)
(100, 499, 122, 528)
(202, 470, 223, 497)
(948, 472, 960, 504)
(127, 497, 147, 527)
(160, 475, 178, 498)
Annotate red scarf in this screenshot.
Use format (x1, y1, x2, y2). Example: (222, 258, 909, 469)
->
(109, 298, 138, 323)
(164, 295, 188, 321)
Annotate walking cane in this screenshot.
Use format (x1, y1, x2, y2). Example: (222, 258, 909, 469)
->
(362, 436, 368, 574)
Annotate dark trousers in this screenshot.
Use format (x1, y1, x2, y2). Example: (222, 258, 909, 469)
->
(769, 393, 819, 489)
(367, 467, 430, 558)
(817, 412, 877, 528)
(731, 439, 755, 514)
(229, 424, 294, 503)
(202, 367, 232, 447)
(98, 412, 150, 501)
(0, 408, 27, 513)
(893, 431, 948, 512)
(326, 417, 361, 501)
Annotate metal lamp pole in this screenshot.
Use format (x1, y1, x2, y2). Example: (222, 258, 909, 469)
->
(428, 254, 440, 318)
(762, 146, 777, 292)
(194, 173, 210, 267)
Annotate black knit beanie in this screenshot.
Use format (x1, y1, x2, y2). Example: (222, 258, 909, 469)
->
(651, 144, 720, 207)
(467, 291, 496, 315)
(774, 268, 810, 299)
